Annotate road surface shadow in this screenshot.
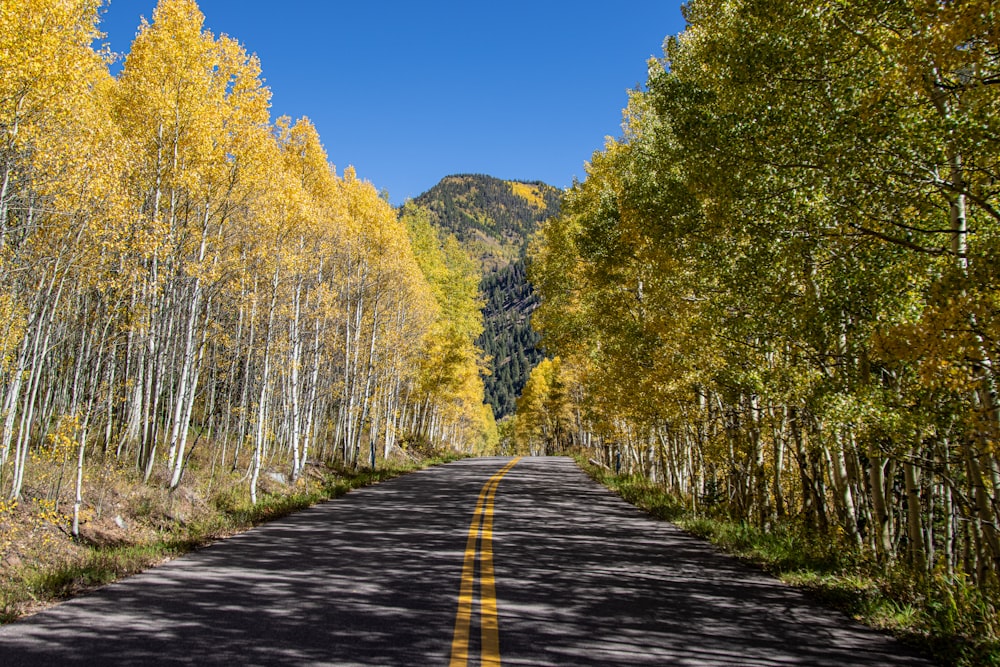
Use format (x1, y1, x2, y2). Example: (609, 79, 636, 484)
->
(0, 458, 511, 666)
(0, 456, 936, 666)
(495, 457, 935, 666)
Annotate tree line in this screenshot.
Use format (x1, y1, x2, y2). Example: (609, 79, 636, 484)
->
(0, 0, 492, 529)
(523, 0, 1000, 584)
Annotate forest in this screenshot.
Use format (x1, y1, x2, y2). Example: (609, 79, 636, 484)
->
(406, 174, 558, 419)
(478, 260, 544, 418)
(521, 0, 1000, 653)
(0, 0, 493, 540)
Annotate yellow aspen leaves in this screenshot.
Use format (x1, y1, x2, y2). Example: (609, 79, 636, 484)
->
(0, 0, 492, 513)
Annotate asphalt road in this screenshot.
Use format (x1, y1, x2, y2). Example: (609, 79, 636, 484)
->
(0, 456, 934, 666)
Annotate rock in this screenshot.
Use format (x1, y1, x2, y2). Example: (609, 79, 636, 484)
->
(114, 515, 127, 530)
(266, 471, 288, 486)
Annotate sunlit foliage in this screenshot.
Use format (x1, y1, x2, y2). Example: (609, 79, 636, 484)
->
(528, 0, 1000, 585)
(0, 0, 491, 515)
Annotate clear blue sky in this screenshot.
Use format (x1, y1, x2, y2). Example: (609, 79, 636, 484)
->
(97, 1, 687, 205)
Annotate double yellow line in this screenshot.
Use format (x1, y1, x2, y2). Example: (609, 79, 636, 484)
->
(449, 457, 522, 667)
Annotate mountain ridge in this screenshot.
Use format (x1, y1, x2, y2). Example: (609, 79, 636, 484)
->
(410, 174, 562, 273)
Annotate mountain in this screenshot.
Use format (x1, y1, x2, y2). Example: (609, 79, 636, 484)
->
(405, 174, 561, 419)
(411, 174, 561, 273)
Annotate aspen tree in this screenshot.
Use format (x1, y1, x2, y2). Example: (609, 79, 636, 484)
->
(0, 0, 494, 515)
(0, 0, 112, 499)
(112, 0, 271, 486)
(529, 0, 1000, 580)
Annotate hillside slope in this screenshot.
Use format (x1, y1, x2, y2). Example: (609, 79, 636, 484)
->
(406, 175, 561, 418)
(412, 174, 561, 272)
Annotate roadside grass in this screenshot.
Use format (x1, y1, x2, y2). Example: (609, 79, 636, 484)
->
(576, 456, 1000, 667)
(0, 454, 462, 625)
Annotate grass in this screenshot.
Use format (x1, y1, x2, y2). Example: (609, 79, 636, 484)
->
(575, 455, 1000, 667)
(0, 453, 463, 625)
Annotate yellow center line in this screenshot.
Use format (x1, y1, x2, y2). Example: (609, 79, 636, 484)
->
(450, 457, 521, 667)
(479, 477, 502, 667)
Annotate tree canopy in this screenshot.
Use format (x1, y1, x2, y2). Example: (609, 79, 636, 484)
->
(0, 0, 493, 517)
(527, 0, 1000, 584)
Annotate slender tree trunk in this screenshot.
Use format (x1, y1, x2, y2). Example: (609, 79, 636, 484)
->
(903, 452, 927, 572)
(830, 430, 861, 546)
(869, 454, 893, 561)
(251, 265, 280, 505)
